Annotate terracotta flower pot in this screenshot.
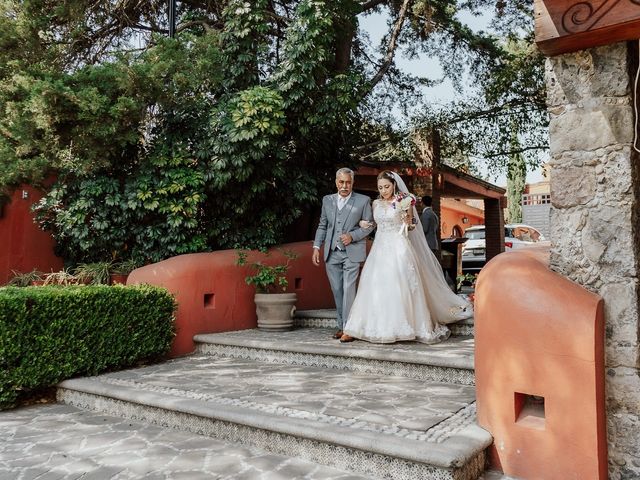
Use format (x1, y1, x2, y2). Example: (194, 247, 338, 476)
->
(254, 293, 297, 331)
(110, 273, 128, 285)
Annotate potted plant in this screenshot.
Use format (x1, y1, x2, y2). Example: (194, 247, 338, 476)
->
(110, 259, 140, 285)
(73, 262, 112, 285)
(8, 270, 44, 287)
(456, 273, 478, 301)
(43, 269, 80, 286)
(237, 250, 298, 331)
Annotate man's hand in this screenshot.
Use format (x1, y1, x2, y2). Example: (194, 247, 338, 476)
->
(312, 249, 321, 266)
(340, 233, 353, 246)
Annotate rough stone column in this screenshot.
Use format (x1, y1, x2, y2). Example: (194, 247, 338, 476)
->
(546, 42, 640, 479)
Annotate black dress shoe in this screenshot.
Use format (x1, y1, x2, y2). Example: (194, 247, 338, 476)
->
(332, 330, 344, 339)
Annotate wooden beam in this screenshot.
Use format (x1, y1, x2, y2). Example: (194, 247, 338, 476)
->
(535, 0, 640, 56)
(441, 171, 505, 200)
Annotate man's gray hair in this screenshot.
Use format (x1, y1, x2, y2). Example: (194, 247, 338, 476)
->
(335, 167, 355, 180)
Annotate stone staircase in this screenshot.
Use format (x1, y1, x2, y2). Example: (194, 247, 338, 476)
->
(57, 310, 492, 480)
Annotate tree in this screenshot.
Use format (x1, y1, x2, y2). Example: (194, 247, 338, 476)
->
(0, 0, 545, 263)
(506, 130, 527, 223)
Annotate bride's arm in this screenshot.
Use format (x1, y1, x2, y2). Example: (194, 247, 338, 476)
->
(404, 208, 413, 224)
(404, 204, 416, 230)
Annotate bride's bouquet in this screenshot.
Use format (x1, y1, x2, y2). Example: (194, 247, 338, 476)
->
(392, 192, 417, 236)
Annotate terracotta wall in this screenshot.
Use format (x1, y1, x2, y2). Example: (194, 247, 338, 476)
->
(475, 248, 606, 479)
(127, 241, 335, 357)
(0, 185, 63, 284)
(440, 204, 483, 238)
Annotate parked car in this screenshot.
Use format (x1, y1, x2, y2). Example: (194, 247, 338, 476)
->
(461, 224, 550, 273)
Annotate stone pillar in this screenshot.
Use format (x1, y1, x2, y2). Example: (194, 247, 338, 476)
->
(546, 41, 640, 479)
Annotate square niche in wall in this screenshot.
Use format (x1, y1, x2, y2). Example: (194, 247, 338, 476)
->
(204, 293, 215, 309)
(514, 392, 545, 430)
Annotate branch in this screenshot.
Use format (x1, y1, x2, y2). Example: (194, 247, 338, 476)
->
(366, 0, 410, 92)
(177, 19, 222, 33)
(438, 102, 543, 126)
(360, 0, 387, 12)
(483, 145, 548, 159)
(133, 23, 166, 33)
(353, 43, 383, 69)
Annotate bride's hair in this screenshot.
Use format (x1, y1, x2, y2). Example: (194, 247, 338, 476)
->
(377, 170, 396, 183)
(377, 170, 397, 198)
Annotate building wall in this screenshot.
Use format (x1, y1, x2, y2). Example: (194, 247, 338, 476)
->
(522, 179, 551, 237)
(546, 42, 640, 479)
(0, 185, 64, 284)
(440, 198, 484, 238)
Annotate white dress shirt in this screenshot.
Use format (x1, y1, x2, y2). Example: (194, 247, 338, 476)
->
(337, 193, 351, 210)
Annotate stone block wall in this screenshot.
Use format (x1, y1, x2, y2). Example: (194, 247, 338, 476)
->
(546, 42, 640, 478)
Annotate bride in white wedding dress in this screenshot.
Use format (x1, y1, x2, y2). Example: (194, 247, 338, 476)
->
(341, 171, 473, 344)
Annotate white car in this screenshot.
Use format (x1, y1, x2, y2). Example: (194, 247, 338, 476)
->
(461, 224, 550, 273)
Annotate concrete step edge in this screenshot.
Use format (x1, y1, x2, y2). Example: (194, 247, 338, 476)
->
(193, 333, 475, 371)
(293, 310, 474, 337)
(195, 342, 475, 385)
(294, 310, 475, 326)
(57, 377, 491, 473)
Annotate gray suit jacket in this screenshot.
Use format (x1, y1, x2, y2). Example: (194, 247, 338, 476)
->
(421, 207, 439, 250)
(313, 193, 373, 262)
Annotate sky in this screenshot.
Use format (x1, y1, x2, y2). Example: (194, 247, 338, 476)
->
(359, 9, 547, 187)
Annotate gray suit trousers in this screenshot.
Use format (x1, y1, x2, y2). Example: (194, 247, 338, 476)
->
(325, 247, 360, 330)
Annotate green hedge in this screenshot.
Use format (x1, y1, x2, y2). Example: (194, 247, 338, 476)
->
(0, 285, 176, 409)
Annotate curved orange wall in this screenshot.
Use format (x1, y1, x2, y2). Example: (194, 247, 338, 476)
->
(475, 248, 606, 479)
(127, 241, 335, 357)
(0, 185, 64, 284)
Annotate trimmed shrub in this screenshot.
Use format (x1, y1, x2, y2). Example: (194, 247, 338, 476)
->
(0, 285, 176, 409)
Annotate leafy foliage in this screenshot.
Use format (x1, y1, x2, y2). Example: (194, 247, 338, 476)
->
(506, 130, 526, 223)
(0, 285, 175, 409)
(7, 270, 44, 287)
(357, 2, 547, 175)
(73, 262, 113, 285)
(237, 250, 298, 294)
(0, 0, 545, 264)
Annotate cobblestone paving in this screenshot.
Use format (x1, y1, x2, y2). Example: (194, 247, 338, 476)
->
(0, 404, 369, 480)
(93, 354, 476, 441)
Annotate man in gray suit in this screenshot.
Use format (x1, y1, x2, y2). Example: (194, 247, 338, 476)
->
(312, 168, 373, 339)
(421, 195, 439, 254)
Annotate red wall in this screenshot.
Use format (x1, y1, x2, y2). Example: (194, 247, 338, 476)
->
(475, 248, 606, 479)
(0, 185, 64, 284)
(127, 241, 336, 357)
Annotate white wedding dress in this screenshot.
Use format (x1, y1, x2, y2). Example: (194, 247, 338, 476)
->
(344, 188, 473, 344)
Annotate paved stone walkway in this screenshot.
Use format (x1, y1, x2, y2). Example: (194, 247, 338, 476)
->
(0, 403, 515, 480)
(64, 354, 476, 441)
(0, 404, 368, 480)
(0, 324, 524, 479)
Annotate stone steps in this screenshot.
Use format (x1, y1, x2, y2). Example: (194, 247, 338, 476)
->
(57, 354, 492, 480)
(294, 309, 475, 337)
(195, 327, 476, 385)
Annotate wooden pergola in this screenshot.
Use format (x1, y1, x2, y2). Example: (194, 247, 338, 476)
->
(355, 161, 507, 263)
